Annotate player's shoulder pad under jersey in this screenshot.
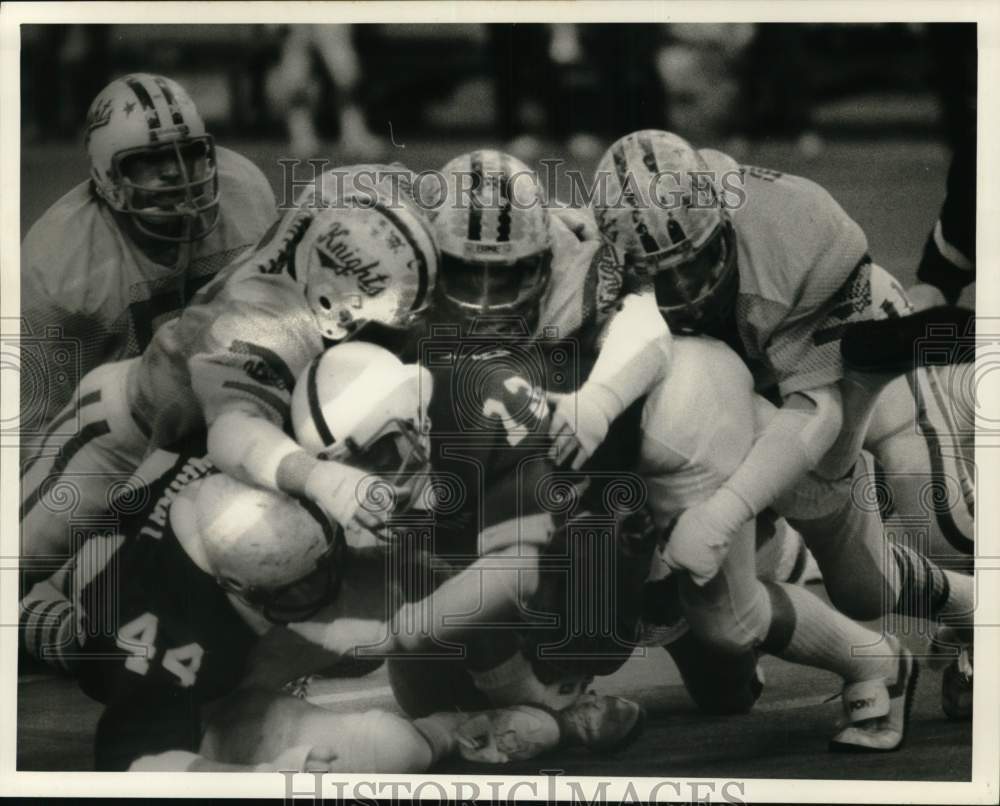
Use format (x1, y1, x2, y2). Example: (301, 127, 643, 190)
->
(214, 146, 277, 239)
(543, 214, 624, 340)
(713, 154, 869, 317)
(21, 179, 128, 310)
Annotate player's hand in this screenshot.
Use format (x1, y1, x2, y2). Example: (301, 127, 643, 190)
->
(547, 391, 611, 471)
(656, 489, 751, 586)
(549, 205, 600, 242)
(906, 283, 948, 312)
(305, 459, 410, 547)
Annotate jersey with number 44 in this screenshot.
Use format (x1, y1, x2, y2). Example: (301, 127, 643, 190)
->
(71, 438, 257, 711)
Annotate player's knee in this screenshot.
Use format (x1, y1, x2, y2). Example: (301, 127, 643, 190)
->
(682, 609, 759, 657)
(665, 632, 763, 715)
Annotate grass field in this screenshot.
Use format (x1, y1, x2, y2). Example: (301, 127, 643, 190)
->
(17, 136, 973, 778)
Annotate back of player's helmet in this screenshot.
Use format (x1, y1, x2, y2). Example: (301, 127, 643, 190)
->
(593, 130, 739, 334)
(430, 150, 552, 336)
(171, 472, 347, 624)
(294, 173, 438, 346)
(292, 341, 434, 515)
(86, 73, 220, 243)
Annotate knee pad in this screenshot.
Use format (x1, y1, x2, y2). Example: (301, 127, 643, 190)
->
(664, 631, 763, 715)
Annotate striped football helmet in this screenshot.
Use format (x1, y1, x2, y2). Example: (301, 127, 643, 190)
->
(85, 73, 220, 242)
(593, 130, 738, 334)
(292, 342, 434, 512)
(430, 150, 552, 334)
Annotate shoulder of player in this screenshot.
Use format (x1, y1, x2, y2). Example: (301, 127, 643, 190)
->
(728, 163, 868, 308)
(214, 146, 277, 225)
(215, 145, 272, 196)
(21, 180, 129, 310)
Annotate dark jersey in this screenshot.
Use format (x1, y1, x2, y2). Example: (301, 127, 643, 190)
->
(406, 340, 655, 678)
(67, 437, 257, 769)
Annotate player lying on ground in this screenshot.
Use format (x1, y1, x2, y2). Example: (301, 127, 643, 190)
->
(20, 390, 639, 771)
(288, 322, 917, 752)
(592, 130, 974, 722)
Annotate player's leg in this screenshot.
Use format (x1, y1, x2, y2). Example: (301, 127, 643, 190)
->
(771, 264, 974, 633)
(865, 363, 974, 563)
(675, 518, 917, 751)
(20, 358, 147, 571)
(201, 687, 434, 772)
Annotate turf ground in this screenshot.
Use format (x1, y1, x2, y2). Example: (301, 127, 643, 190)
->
(16, 136, 973, 778)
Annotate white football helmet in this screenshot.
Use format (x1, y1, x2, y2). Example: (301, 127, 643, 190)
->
(430, 150, 552, 332)
(171, 472, 346, 624)
(294, 189, 438, 342)
(85, 73, 220, 242)
(593, 130, 738, 333)
(292, 342, 434, 508)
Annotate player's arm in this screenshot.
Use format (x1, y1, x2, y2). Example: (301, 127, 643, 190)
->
(550, 290, 672, 470)
(188, 296, 389, 543)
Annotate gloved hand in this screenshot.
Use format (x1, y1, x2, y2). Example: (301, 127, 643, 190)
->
(304, 459, 410, 546)
(656, 488, 752, 586)
(547, 390, 611, 471)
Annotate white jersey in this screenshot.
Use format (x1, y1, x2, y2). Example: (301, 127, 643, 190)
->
(638, 335, 757, 520)
(20, 146, 277, 427)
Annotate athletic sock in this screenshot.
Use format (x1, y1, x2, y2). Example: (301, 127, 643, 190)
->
(889, 542, 974, 625)
(761, 582, 894, 683)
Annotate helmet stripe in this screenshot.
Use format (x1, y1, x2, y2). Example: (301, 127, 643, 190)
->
(306, 356, 336, 447)
(611, 141, 660, 255)
(368, 200, 429, 313)
(124, 76, 162, 131)
(637, 131, 659, 176)
(496, 154, 513, 243)
(153, 76, 186, 128)
(467, 150, 484, 242)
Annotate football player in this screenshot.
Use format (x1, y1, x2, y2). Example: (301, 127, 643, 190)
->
(425, 150, 672, 472)
(20, 167, 435, 569)
(290, 333, 914, 751)
(592, 130, 973, 717)
(20, 369, 635, 771)
(20, 73, 276, 429)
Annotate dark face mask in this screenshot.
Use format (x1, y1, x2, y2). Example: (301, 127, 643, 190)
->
(647, 222, 740, 338)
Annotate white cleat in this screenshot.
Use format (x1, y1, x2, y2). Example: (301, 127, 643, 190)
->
(829, 646, 919, 753)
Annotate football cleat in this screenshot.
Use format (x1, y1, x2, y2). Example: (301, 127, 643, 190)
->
(829, 645, 919, 753)
(555, 693, 647, 754)
(931, 626, 973, 720)
(455, 704, 562, 764)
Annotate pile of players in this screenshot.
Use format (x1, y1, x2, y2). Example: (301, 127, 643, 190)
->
(18, 74, 975, 772)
